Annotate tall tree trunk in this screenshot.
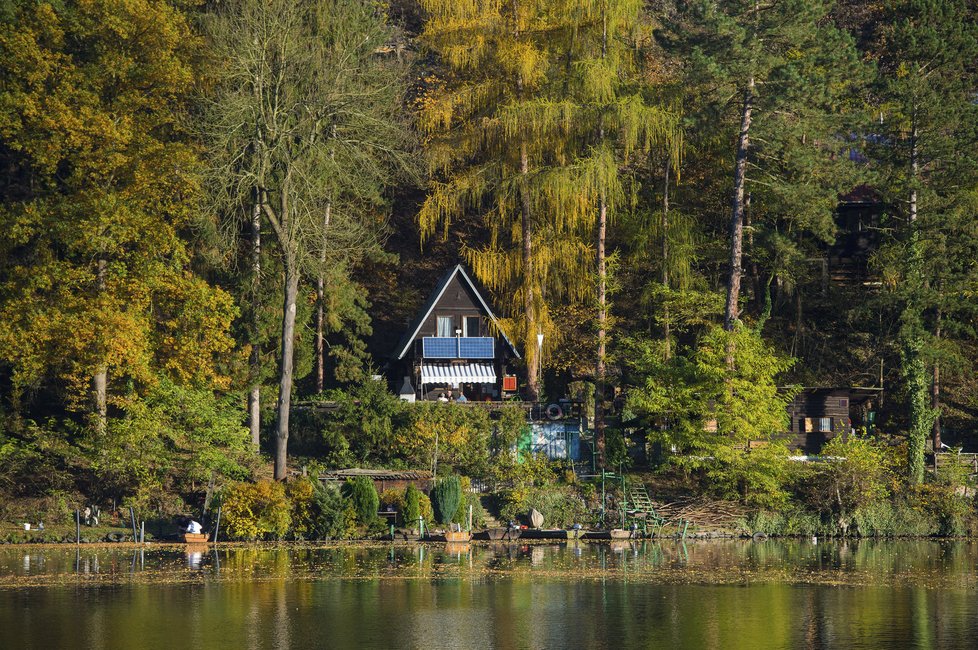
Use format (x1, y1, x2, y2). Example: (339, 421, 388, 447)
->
(93, 257, 108, 434)
(520, 140, 540, 402)
(724, 78, 754, 332)
(275, 263, 299, 481)
(514, 5, 539, 403)
(661, 160, 671, 360)
(248, 195, 262, 449)
(932, 307, 942, 464)
(595, 165, 608, 468)
(593, 11, 608, 467)
(274, 181, 296, 481)
(904, 107, 931, 484)
(314, 200, 332, 394)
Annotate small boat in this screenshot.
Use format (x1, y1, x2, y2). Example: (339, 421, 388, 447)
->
(485, 527, 522, 541)
(609, 529, 632, 540)
(521, 528, 585, 540)
(444, 530, 472, 543)
(182, 533, 210, 544)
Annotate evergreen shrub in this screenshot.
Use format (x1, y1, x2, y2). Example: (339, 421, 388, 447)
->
(432, 475, 462, 524)
(343, 476, 379, 525)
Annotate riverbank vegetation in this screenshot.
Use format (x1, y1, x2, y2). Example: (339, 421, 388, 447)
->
(1, 0, 977, 539)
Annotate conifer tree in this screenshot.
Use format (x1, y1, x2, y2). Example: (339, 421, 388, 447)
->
(419, 0, 678, 406)
(870, 0, 978, 482)
(657, 0, 868, 331)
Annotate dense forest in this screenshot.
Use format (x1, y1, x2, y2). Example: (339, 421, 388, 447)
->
(1, 0, 977, 524)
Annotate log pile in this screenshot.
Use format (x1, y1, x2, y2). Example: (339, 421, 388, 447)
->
(651, 497, 746, 531)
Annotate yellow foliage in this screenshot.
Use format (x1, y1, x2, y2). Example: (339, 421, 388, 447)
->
(221, 480, 292, 541)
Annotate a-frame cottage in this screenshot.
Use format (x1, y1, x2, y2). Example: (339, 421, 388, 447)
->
(392, 265, 520, 401)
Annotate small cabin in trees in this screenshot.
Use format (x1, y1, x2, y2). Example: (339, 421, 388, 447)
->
(392, 264, 520, 401)
(785, 387, 880, 453)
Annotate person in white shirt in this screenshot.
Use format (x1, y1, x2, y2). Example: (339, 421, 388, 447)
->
(185, 519, 203, 535)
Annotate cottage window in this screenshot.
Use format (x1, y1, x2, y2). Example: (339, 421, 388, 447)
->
(464, 316, 481, 337)
(802, 417, 833, 433)
(436, 316, 453, 337)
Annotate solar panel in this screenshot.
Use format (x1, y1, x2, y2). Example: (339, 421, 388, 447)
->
(459, 337, 494, 359)
(422, 337, 457, 358)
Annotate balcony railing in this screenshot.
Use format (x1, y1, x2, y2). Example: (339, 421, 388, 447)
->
(421, 336, 494, 359)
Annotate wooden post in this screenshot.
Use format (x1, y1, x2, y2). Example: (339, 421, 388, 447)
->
(213, 507, 222, 544)
(129, 507, 138, 542)
(140, 521, 145, 544)
(75, 509, 80, 544)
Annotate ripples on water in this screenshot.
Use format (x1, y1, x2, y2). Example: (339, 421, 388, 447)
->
(1, 540, 976, 649)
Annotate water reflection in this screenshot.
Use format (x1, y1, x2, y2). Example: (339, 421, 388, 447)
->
(0, 540, 976, 649)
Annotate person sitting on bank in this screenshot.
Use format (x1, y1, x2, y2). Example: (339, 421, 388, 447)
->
(437, 392, 448, 402)
(456, 392, 468, 403)
(446, 389, 454, 402)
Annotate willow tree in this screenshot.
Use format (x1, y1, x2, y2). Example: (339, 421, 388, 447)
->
(871, 0, 978, 482)
(201, 0, 413, 478)
(419, 0, 678, 405)
(560, 0, 682, 459)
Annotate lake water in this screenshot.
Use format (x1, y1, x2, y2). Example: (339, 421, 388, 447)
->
(1, 540, 976, 649)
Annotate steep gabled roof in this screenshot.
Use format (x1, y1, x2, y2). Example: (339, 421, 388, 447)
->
(393, 264, 520, 360)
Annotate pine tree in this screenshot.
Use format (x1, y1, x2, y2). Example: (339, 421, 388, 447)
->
(870, 0, 978, 482)
(657, 0, 868, 332)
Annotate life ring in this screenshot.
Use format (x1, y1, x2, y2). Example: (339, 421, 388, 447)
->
(545, 404, 563, 420)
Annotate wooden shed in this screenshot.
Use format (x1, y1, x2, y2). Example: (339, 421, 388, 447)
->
(318, 468, 434, 494)
(784, 387, 880, 453)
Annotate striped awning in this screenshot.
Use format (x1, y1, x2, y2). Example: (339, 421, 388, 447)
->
(421, 362, 497, 386)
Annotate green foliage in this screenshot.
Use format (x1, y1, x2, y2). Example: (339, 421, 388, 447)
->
(404, 484, 422, 525)
(807, 434, 891, 518)
(307, 483, 346, 540)
(499, 484, 587, 529)
(85, 379, 251, 508)
(220, 480, 292, 541)
(285, 479, 316, 537)
(852, 500, 935, 538)
(0, 0, 237, 413)
(316, 379, 409, 466)
(342, 476, 379, 526)
(738, 508, 833, 538)
(710, 442, 795, 509)
(627, 325, 796, 506)
(432, 475, 462, 525)
(868, 0, 978, 482)
(398, 403, 494, 478)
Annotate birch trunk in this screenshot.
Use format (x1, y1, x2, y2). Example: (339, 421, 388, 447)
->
(248, 196, 262, 448)
(93, 257, 108, 434)
(315, 200, 332, 394)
